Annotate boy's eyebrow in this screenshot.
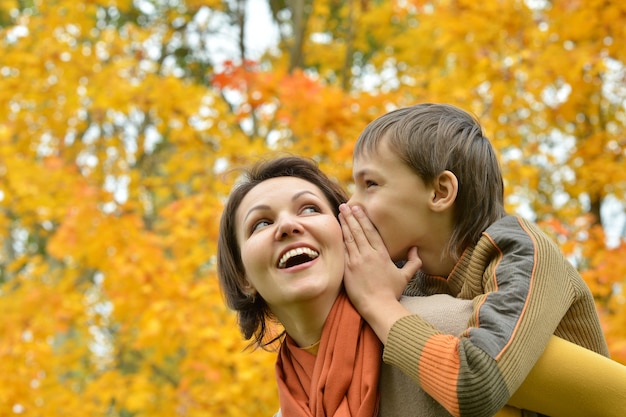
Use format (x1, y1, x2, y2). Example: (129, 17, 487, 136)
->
(352, 168, 370, 181)
(243, 190, 318, 223)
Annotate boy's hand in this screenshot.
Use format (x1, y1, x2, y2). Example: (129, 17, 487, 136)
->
(339, 204, 421, 343)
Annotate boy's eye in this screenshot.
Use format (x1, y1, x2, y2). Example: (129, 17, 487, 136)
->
(365, 180, 378, 188)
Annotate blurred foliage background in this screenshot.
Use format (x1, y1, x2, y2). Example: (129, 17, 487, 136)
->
(1, 0, 625, 415)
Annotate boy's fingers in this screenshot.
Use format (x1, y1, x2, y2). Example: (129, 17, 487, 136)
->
(339, 213, 357, 254)
(400, 247, 422, 282)
(350, 205, 385, 250)
(339, 204, 366, 247)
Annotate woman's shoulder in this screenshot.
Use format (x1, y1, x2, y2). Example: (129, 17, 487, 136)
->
(399, 294, 472, 335)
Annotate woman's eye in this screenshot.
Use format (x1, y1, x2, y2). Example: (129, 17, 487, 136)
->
(365, 180, 377, 188)
(251, 220, 271, 233)
(301, 205, 321, 214)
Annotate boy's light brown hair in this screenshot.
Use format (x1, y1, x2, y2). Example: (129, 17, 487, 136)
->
(353, 103, 506, 260)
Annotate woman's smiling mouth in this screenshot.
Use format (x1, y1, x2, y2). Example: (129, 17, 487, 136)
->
(278, 247, 320, 269)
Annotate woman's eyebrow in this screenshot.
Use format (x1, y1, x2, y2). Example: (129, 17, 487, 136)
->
(292, 190, 317, 201)
(243, 190, 319, 223)
(243, 204, 270, 224)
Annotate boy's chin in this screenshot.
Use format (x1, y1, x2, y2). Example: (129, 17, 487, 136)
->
(393, 260, 406, 268)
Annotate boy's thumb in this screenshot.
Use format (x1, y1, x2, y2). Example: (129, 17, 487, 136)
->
(401, 246, 422, 282)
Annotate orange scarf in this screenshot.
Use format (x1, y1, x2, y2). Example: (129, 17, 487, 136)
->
(276, 292, 382, 417)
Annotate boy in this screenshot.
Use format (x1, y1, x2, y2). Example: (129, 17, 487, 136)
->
(338, 103, 609, 416)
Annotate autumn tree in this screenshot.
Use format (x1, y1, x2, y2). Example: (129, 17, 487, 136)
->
(1, 0, 625, 416)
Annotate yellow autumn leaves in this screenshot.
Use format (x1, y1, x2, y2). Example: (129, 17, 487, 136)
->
(1, 0, 626, 415)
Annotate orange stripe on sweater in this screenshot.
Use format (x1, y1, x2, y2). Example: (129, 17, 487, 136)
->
(419, 334, 461, 416)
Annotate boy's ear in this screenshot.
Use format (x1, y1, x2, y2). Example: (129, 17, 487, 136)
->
(429, 170, 458, 212)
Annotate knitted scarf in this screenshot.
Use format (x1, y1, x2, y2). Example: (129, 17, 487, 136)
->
(276, 291, 382, 417)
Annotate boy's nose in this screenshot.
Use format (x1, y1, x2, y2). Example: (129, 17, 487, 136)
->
(347, 194, 360, 207)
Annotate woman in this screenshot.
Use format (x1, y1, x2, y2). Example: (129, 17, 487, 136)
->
(218, 156, 379, 415)
(217, 156, 626, 417)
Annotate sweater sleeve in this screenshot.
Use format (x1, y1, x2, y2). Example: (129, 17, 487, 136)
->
(383, 216, 608, 417)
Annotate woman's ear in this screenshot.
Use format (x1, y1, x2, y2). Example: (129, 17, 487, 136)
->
(242, 279, 258, 301)
(429, 170, 458, 212)
(242, 279, 257, 294)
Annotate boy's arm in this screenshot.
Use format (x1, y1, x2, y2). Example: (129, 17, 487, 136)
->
(339, 204, 420, 344)
(340, 208, 609, 417)
(340, 204, 504, 416)
(390, 217, 610, 416)
(400, 294, 521, 417)
(399, 296, 626, 417)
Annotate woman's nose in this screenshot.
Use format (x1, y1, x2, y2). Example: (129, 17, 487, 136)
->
(274, 214, 303, 240)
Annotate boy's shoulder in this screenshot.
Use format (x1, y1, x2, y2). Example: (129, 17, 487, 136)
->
(486, 214, 528, 230)
(483, 215, 557, 249)
(486, 215, 544, 236)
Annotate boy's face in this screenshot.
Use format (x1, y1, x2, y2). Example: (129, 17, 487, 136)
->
(348, 141, 438, 262)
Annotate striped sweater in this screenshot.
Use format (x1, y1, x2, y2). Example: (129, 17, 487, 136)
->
(384, 215, 609, 417)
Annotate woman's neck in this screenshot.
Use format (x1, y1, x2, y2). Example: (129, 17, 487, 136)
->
(273, 296, 338, 348)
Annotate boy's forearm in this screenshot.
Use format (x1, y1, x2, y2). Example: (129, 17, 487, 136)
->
(360, 299, 411, 345)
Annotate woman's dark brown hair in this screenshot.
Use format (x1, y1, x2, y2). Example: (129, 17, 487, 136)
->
(217, 156, 348, 349)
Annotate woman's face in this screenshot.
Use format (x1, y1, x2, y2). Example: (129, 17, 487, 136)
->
(235, 176, 345, 311)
